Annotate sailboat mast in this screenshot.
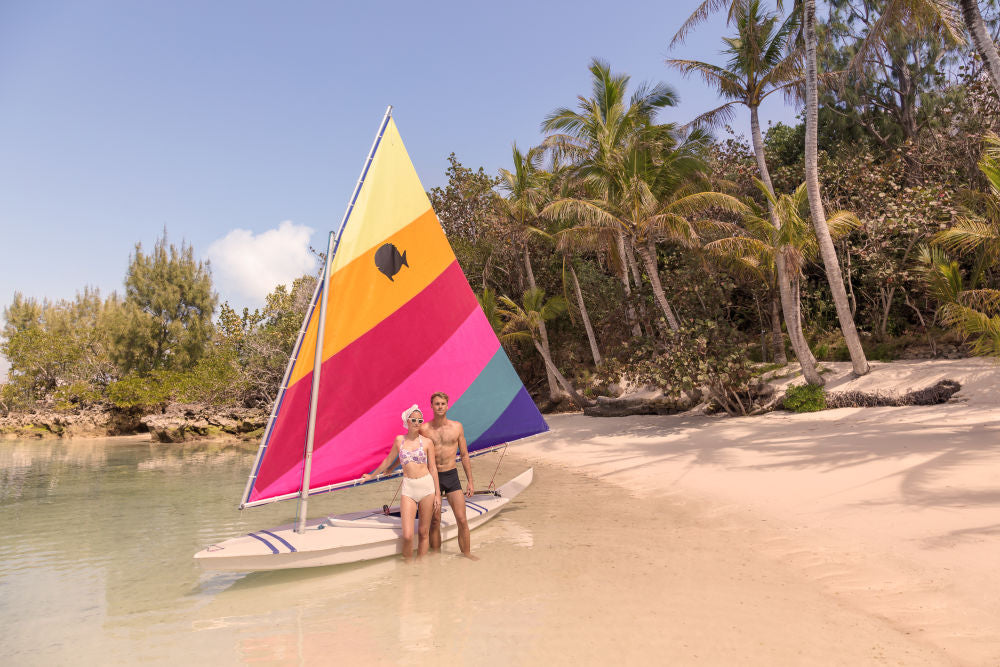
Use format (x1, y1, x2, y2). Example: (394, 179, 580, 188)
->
(294, 105, 394, 533)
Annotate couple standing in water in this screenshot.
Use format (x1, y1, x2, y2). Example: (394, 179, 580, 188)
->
(362, 392, 478, 561)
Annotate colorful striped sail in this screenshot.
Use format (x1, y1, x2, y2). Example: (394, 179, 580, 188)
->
(241, 114, 548, 508)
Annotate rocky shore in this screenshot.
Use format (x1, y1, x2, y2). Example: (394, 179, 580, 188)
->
(0, 403, 268, 443)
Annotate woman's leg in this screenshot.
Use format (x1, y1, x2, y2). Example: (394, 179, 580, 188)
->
(400, 495, 417, 561)
(416, 493, 434, 557)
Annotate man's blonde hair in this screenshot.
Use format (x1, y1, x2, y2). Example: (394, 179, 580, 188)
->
(430, 391, 449, 404)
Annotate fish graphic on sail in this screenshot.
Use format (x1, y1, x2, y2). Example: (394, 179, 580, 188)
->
(241, 114, 548, 509)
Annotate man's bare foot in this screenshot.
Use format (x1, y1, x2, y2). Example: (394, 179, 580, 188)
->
(462, 553, 480, 561)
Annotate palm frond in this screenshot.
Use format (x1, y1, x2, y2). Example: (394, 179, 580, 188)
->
(670, 0, 740, 48)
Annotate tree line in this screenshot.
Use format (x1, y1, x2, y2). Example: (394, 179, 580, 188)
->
(4, 0, 1000, 417)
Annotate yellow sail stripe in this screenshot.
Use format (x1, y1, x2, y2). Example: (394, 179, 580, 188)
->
(327, 118, 432, 273)
(289, 208, 453, 387)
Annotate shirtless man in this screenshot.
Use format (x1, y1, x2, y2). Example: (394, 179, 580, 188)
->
(420, 391, 478, 559)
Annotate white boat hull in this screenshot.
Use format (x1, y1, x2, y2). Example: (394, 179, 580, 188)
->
(194, 468, 533, 572)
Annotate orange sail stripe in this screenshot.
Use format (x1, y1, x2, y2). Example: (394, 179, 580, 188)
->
(289, 207, 450, 387)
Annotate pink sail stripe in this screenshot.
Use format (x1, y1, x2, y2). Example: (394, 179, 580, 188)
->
(253, 308, 501, 500)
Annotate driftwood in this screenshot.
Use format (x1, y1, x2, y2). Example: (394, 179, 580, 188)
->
(824, 379, 962, 408)
(583, 395, 689, 417)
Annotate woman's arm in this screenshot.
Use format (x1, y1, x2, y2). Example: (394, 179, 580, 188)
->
(362, 438, 400, 480)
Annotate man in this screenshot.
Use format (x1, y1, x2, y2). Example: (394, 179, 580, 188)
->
(420, 391, 478, 559)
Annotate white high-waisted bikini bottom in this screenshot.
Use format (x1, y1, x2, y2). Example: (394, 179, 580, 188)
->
(401, 473, 434, 502)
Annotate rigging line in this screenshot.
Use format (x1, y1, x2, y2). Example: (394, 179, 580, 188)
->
(486, 442, 509, 493)
(383, 480, 403, 515)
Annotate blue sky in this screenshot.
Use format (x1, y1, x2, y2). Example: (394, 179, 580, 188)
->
(0, 0, 800, 376)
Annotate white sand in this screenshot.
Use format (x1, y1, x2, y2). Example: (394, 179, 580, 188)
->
(512, 358, 1000, 665)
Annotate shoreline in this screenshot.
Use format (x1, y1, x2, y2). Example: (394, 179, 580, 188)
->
(2, 358, 992, 444)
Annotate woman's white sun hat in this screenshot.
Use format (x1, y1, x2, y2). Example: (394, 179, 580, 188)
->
(401, 404, 421, 427)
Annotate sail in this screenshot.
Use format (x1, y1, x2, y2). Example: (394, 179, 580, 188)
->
(241, 116, 549, 508)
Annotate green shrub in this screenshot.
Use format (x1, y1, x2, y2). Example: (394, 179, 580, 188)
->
(595, 320, 765, 415)
(783, 384, 827, 412)
(105, 372, 175, 410)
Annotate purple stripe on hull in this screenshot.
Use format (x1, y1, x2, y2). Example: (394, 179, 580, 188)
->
(260, 530, 297, 553)
(248, 532, 279, 554)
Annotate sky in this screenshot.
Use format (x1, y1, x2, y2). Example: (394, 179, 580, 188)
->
(0, 0, 800, 376)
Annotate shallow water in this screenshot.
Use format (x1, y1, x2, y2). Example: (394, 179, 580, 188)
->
(1, 437, 943, 666)
(0, 437, 542, 665)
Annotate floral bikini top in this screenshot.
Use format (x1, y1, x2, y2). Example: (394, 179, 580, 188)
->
(398, 436, 427, 466)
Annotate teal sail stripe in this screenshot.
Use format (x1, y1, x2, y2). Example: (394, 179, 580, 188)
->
(448, 347, 524, 444)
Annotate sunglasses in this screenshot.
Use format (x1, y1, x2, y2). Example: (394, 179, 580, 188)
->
(409, 418, 424, 424)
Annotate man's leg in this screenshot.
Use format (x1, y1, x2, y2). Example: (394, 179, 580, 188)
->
(445, 490, 478, 560)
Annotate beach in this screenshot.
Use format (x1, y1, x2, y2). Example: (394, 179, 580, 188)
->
(3, 357, 998, 665)
(512, 358, 1000, 664)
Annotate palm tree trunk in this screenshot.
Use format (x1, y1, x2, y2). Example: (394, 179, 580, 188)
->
(960, 0, 1000, 97)
(791, 274, 818, 367)
(635, 240, 681, 331)
(778, 257, 823, 384)
(615, 232, 642, 337)
(569, 261, 602, 365)
(524, 244, 565, 399)
(625, 238, 655, 335)
(769, 291, 788, 365)
(532, 340, 590, 409)
(750, 104, 818, 379)
(804, 0, 870, 377)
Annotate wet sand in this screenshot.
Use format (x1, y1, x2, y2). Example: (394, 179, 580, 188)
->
(189, 461, 947, 666)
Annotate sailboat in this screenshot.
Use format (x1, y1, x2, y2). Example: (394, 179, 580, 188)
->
(194, 107, 549, 572)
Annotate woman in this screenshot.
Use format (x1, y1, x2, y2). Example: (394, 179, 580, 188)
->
(362, 404, 441, 560)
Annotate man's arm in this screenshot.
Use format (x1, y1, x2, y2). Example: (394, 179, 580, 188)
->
(457, 423, 474, 496)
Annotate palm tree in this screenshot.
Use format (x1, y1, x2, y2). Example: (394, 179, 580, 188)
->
(496, 144, 565, 401)
(668, 0, 820, 378)
(958, 0, 1000, 95)
(544, 129, 749, 332)
(802, 0, 871, 376)
(497, 288, 592, 408)
(523, 199, 604, 366)
(542, 58, 679, 337)
(673, 0, 870, 377)
(535, 159, 604, 365)
(704, 203, 789, 365)
(709, 182, 860, 378)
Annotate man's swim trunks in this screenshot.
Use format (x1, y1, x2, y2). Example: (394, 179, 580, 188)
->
(438, 468, 462, 494)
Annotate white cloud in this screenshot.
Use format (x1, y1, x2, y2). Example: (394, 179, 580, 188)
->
(206, 221, 318, 307)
